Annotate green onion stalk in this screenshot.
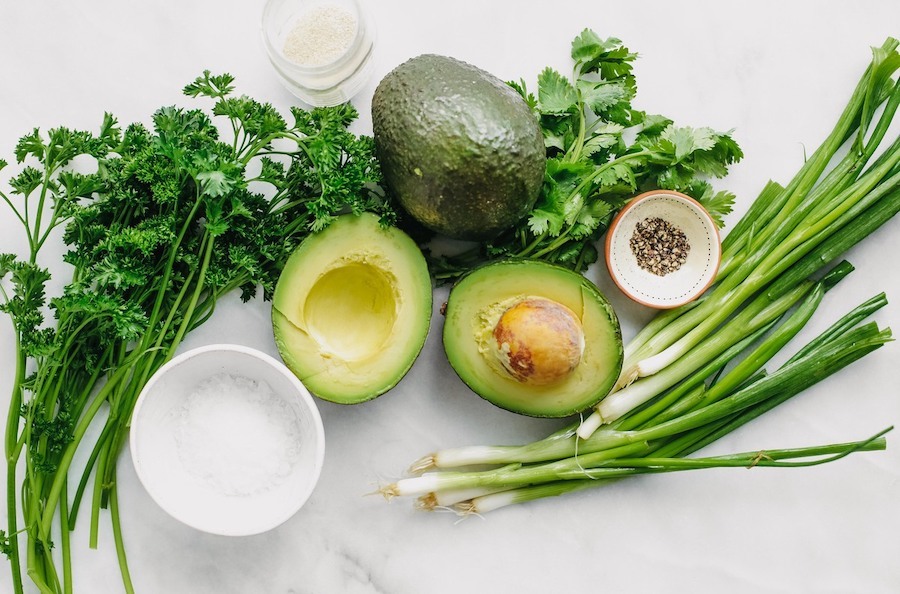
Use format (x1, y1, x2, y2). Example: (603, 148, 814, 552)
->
(454, 430, 890, 515)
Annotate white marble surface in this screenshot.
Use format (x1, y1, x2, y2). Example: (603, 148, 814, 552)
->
(2, 1, 900, 592)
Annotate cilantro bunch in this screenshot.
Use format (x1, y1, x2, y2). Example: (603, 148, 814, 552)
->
(428, 30, 743, 281)
(1, 72, 388, 594)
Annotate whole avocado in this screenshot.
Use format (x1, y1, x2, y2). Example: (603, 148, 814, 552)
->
(372, 54, 545, 241)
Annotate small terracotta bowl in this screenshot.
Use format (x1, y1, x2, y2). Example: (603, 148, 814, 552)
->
(605, 190, 721, 309)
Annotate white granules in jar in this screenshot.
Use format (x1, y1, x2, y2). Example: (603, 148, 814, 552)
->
(282, 4, 358, 67)
(174, 373, 302, 497)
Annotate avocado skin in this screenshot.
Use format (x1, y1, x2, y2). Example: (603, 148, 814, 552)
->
(372, 54, 545, 241)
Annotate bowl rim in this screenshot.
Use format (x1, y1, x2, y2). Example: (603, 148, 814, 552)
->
(604, 189, 721, 310)
(129, 343, 326, 536)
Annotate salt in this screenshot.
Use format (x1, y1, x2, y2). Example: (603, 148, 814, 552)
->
(282, 4, 358, 67)
(174, 373, 302, 497)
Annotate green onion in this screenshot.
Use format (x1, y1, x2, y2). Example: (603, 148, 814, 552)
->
(453, 430, 890, 515)
(387, 427, 889, 501)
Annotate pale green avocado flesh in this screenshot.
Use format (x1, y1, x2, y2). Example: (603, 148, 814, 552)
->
(443, 260, 623, 417)
(272, 213, 432, 404)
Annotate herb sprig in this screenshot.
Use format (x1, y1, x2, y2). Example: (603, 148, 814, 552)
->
(428, 30, 743, 281)
(1, 72, 388, 594)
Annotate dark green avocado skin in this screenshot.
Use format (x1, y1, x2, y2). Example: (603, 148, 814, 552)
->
(372, 54, 545, 241)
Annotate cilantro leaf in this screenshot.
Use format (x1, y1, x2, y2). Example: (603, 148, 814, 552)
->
(578, 79, 631, 115)
(571, 29, 621, 63)
(686, 180, 736, 227)
(658, 125, 718, 162)
(508, 79, 538, 110)
(537, 68, 578, 115)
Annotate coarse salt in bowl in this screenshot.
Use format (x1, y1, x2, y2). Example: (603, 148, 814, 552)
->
(605, 190, 721, 309)
(130, 344, 325, 536)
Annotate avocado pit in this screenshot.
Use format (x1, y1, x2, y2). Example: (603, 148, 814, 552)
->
(489, 297, 585, 386)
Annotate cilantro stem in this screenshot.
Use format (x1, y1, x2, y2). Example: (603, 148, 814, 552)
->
(529, 225, 576, 259)
(515, 230, 549, 258)
(566, 91, 587, 163)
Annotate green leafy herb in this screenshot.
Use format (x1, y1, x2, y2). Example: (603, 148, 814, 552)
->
(1, 71, 388, 594)
(428, 30, 742, 282)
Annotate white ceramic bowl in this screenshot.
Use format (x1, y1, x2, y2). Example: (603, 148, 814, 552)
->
(605, 190, 721, 309)
(130, 344, 325, 536)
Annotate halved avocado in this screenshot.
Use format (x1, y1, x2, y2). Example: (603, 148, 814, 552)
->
(443, 260, 623, 417)
(272, 213, 432, 404)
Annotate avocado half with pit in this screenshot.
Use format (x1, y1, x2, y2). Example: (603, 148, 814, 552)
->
(443, 260, 623, 417)
(372, 54, 545, 241)
(272, 213, 432, 404)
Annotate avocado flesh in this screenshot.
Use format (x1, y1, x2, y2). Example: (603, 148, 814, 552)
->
(372, 54, 545, 241)
(272, 213, 432, 404)
(443, 260, 623, 418)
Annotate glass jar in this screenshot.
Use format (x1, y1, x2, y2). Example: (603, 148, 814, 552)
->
(261, 0, 376, 107)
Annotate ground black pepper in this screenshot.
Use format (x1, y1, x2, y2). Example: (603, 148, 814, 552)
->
(629, 217, 691, 276)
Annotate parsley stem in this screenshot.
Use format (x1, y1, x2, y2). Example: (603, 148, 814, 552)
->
(137, 192, 203, 357)
(109, 481, 134, 594)
(88, 432, 108, 549)
(167, 233, 215, 358)
(59, 481, 71, 594)
(29, 164, 55, 265)
(239, 131, 302, 167)
(5, 335, 24, 462)
(5, 461, 24, 594)
(0, 189, 27, 229)
(67, 420, 115, 531)
(38, 356, 139, 539)
(4, 333, 25, 594)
